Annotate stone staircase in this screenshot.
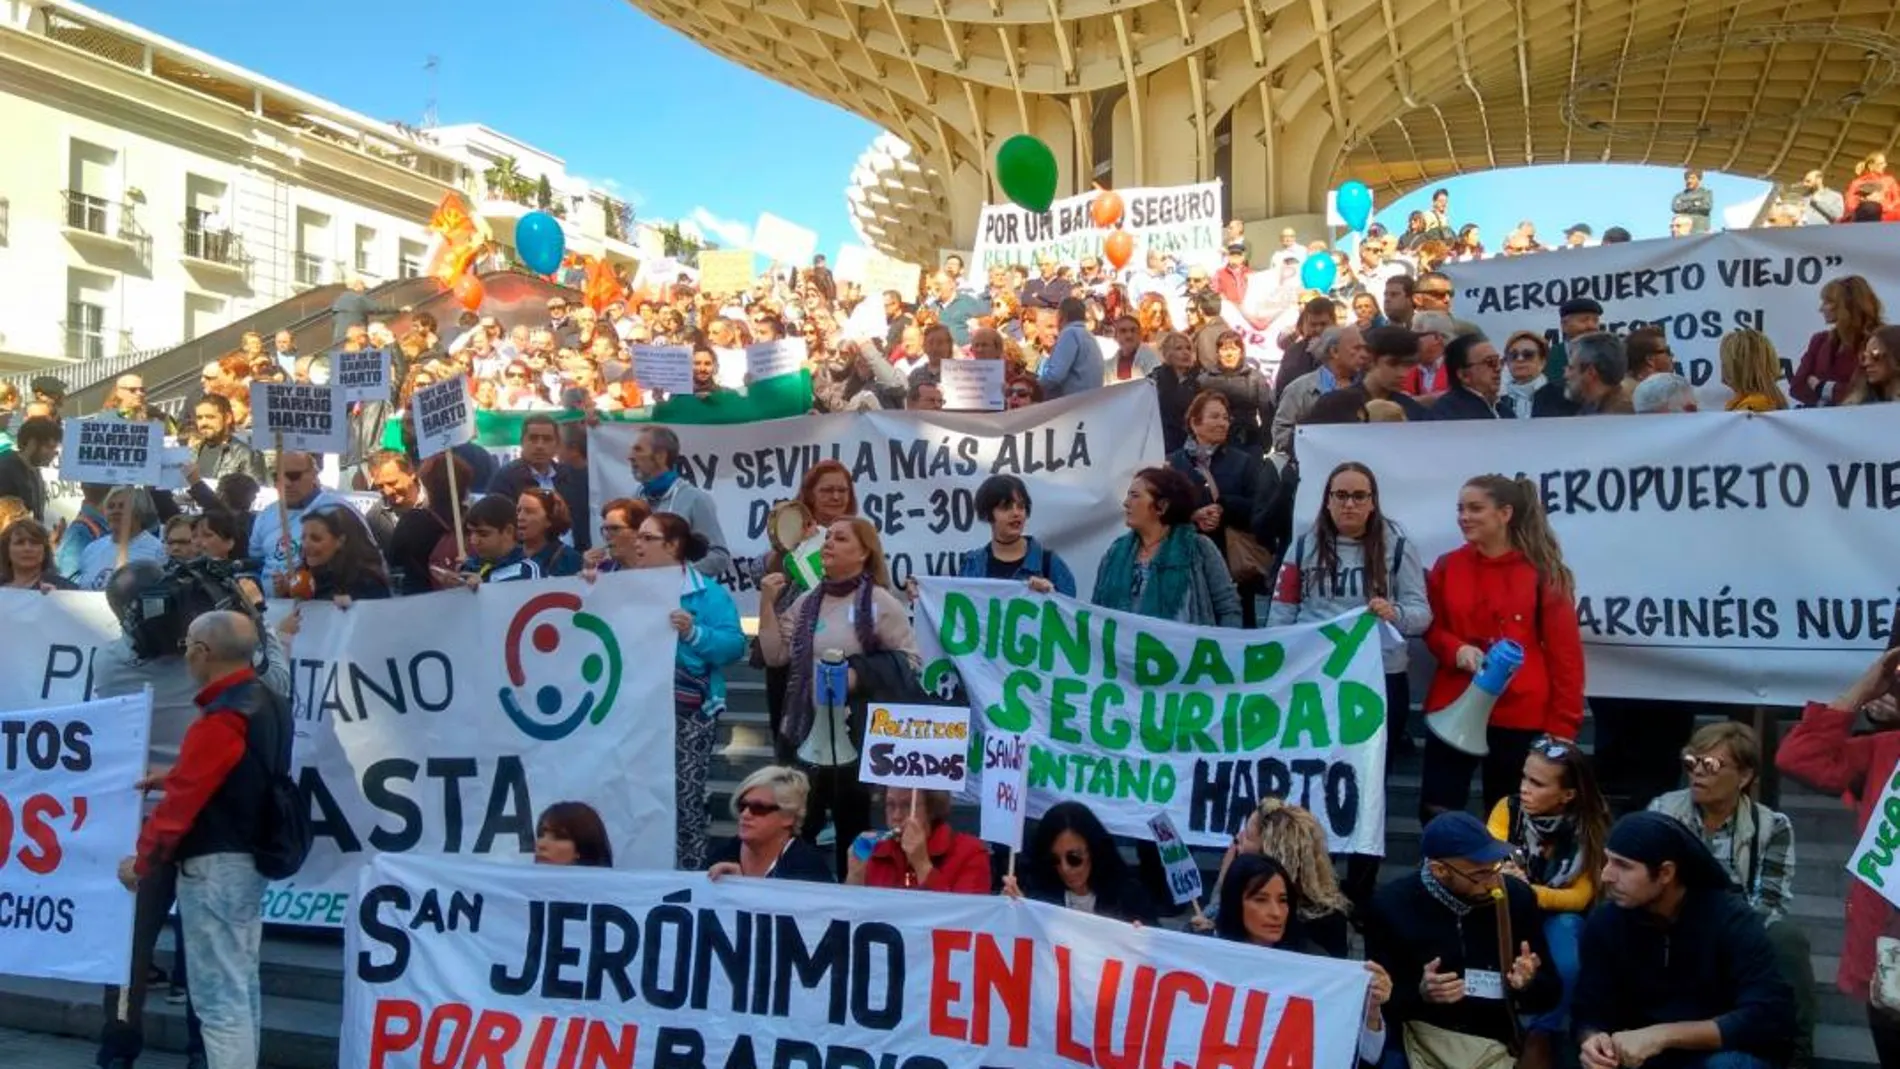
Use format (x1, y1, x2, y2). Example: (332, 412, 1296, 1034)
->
(0, 668, 1874, 1068)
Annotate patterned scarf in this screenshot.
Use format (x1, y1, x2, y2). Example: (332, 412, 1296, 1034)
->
(779, 573, 881, 752)
(1513, 798, 1585, 889)
(1420, 861, 1476, 918)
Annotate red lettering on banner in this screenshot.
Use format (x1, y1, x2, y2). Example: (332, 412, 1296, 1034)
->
(525, 1013, 586, 1069)
(1195, 986, 1268, 1069)
(369, 999, 423, 1068)
(1054, 945, 1096, 1066)
(972, 933, 1034, 1048)
(578, 1021, 636, 1069)
(929, 929, 972, 1040)
(1139, 969, 1209, 1069)
(422, 1003, 473, 1069)
(1094, 961, 1157, 1069)
(1261, 996, 1316, 1069)
(462, 1009, 523, 1067)
(0, 792, 86, 874)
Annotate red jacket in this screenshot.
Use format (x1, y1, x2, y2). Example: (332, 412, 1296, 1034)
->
(134, 669, 255, 877)
(1791, 329, 1862, 407)
(1844, 171, 1900, 222)
(1400, 360, 1449, 397)
(1776, 701, 1898, 1000)
(865, 821, 992, 894)
(1423, 544, 1585, 738)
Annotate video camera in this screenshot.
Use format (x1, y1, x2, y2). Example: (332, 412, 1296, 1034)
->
(106, 557, 267, 661)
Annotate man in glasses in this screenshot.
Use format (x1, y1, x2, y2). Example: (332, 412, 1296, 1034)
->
(1413, 270, 1454, 314)
(1576, 812, 1796, 1069)
(249, 451, 345, 592)
(1365, 811, 1558, 1057)
(1646, 724, 1812, 1067)
(1402, 311, 1456, 396)
(1428, 333, 1513, 420)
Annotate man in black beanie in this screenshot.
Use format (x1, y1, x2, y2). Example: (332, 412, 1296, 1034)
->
(1575, 811, 1796, 1069)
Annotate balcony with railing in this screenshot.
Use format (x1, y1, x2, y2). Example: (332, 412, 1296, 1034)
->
(60, 191, 152, 262)
(58, 322, 136, 363)
(181, 219, 249, 274)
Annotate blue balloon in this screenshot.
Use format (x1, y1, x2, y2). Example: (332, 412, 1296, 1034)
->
(1336, 181, 1374, 233)
(1299, 251, 1338, 292)
(516, 211, 566, 275)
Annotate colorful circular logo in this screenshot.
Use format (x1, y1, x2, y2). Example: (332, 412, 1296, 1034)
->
(499, 592, 623, 741)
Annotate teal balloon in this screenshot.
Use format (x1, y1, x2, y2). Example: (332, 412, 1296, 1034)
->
(995, 135, 1059, 213)
(517, 211, 566, 275)
(1336, 181, 1374, 232)
(1299, 251, 1338, 292)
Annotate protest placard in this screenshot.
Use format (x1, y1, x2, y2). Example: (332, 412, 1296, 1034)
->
(696, 249, 755, 295)
(251, 382, 347, 454)
(59, 419, 163, 486)
(1849, 766, 1900, 910)
(1441, 224, 1900, 407)
(334, 348, 391, 404)
(343, 853, 1371, 1069)
(858, 702, 970, 793)
(632, 344, 695, 395)
(745, 337, 806, 382)
(971, 180, 1224, 273)
(862, 251, 924, 298)
(589, 381, 1165, 616)
(978, 730, 1030, 850)
(0, 691, 150, 984)
(1149, 811, 1205, 906)
(939, 359, 1006, 411)
(1298, 403, 1900, 707)
(409, 375, 475, 460)
(752, 212, 818, 265)
(917, 578, 1389, 852)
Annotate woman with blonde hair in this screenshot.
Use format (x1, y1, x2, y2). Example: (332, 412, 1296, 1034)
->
(705, 765, 833, 882)
(1136, 293, 1174, 341)
(1794, 275, 1883, 406)
(1719, 329, 1789, 411)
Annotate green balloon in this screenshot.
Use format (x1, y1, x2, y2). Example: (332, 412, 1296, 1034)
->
(996, 135, 1059, 213)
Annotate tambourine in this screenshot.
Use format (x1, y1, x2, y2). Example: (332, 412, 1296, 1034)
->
(766, 499, 814, 555)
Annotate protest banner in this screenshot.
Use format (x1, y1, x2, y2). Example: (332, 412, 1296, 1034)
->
(753, 211, 819, 266)
(633, 344, 696, 395)
(251, 381, 348, 455)
(59, 419, 163, 486)
(1441, 224, 1900, 407)
(342, 852, 1371, 1069)
(0, 577, 680, 927)
(0, 692, 150, 985)
(696, 249, 755, 295)
(859, 703, 971, 793)
(409, 375, 475, 459)
(745, 337, 807, 383)
(1849, 765, 1900, 910)
(589, 381, 1164, 615)
(335, 348, 391, 404)
(916, 578, 1389, 853)
(1296, 404, 1900, 707)
(979, 731, 1031, 850)
(1149, 812, 1205, 907)
(971, 180, 1224, 274)
(939, 359, 1006, 411)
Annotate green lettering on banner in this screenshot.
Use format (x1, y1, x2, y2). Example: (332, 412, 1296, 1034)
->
(1089, 683, 1132, 750)
(1046, 607, 1094, 676)
(1244, 642, 1286, 683)
(1319, 613, 1379, 678)
(1182, 640, 1235, 686)
(1134, 630, 1176, 686)
(1003, 598, 1040, 668)
(1047, 678, 1086, 744)
(1179, 691, 1219, 751)
(1229, 693, 1280, 751)
(986, 668, 1039, 732)
(1338, 680, 1387, 746)
(1284, 682, 1332, 748)
(940, 592, 981, 656)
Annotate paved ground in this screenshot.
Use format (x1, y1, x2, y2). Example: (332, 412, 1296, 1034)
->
(0, 1027, 197, 1068)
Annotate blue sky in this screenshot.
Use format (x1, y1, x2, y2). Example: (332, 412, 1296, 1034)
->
(89, 0, 1772, 258)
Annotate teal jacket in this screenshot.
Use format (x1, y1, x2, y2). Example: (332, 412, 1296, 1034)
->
(678, 568, 747, 715)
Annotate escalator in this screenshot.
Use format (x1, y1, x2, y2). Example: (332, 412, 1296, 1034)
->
(69, 271, 581, 417)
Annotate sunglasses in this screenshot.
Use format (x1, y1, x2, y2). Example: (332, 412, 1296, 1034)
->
(736, 799, 782, 817)
(1530, 735, 1572, 760)
(1507, 348, 1541, 361)
(1055, 849, 1088, 869)
(1007, 388, 1035, 400)
(1682, 752, 1726, 775)
(1328, 490, 1373, 504)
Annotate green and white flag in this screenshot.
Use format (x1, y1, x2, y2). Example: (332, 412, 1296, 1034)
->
(1848, 766, 1900, 909)
(783, 532, 826, 591)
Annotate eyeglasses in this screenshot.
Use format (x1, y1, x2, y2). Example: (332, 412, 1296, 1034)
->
(281, 470, 312, 482)
(1055, 849, 1088, 869)
(1531, 735, 1572, 760)
(1507, 348, 1541, 361)
(736, 799, 782, 817)
(1682, 752, 1726, 775)
(635, 532, 666, 543)
(1328, 490, 1374, 505)
(601, 523, 631, 536)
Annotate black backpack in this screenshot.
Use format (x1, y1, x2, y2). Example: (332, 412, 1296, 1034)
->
(243, 711, 311, 880)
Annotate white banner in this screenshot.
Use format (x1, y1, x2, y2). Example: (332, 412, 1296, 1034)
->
(342, 852, 1370, 1069)
(0, 579, 680, 927)
(971, 181, 1225, 273)
(60, 419, 165, 486)
(251, 382, 348, 455)
(336, 349, 391, 404)
(1441, 224, 1900, 407)
(0, 692, 149, 985)
(752, 211, 819, 265)
(940, 360, 1006, 411)
(410, 376, 475, 460)
(588, 381, 1166, 615)
(916, 579, 1390, 854)
(1296, 406, 1900, 706)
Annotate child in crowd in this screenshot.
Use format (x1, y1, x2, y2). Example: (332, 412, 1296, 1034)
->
(441, 494, 542, 586)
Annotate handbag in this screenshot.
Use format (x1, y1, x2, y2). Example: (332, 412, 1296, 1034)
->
(1224, 528, 1273, 585)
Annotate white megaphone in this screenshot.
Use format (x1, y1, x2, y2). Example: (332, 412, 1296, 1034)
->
(799, 648, 859, 767)
(1426, 639, 1526, 757)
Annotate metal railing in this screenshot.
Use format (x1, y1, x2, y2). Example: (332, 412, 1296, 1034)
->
(182, 222, 248, 268)
(293, 252, 340, 288)
(60, 191, 152, 262)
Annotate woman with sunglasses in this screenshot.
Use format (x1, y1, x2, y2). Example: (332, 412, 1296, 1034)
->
(1003, 801, 1155, 923)
(627, 511, 746, 871)
(1004, 375, 1043, 410)
(515, 488, 584, 578)
(706, 765, 833, 882)
(1487, 735, 1612, 1065)
(1500, 331, 1549, 421)
(1215, 855, 1393, 1065)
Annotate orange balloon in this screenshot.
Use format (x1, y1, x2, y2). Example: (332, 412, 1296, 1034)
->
(1104, 229, 1135, 270)
(454, 272, 485, 311)
(1091, 188, 1125, 229)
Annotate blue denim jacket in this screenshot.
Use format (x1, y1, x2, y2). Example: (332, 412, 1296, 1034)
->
(955, 537, 1077, 597)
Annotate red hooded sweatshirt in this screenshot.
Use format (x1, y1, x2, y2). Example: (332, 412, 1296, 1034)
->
(1423, 543, 1585, 738)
